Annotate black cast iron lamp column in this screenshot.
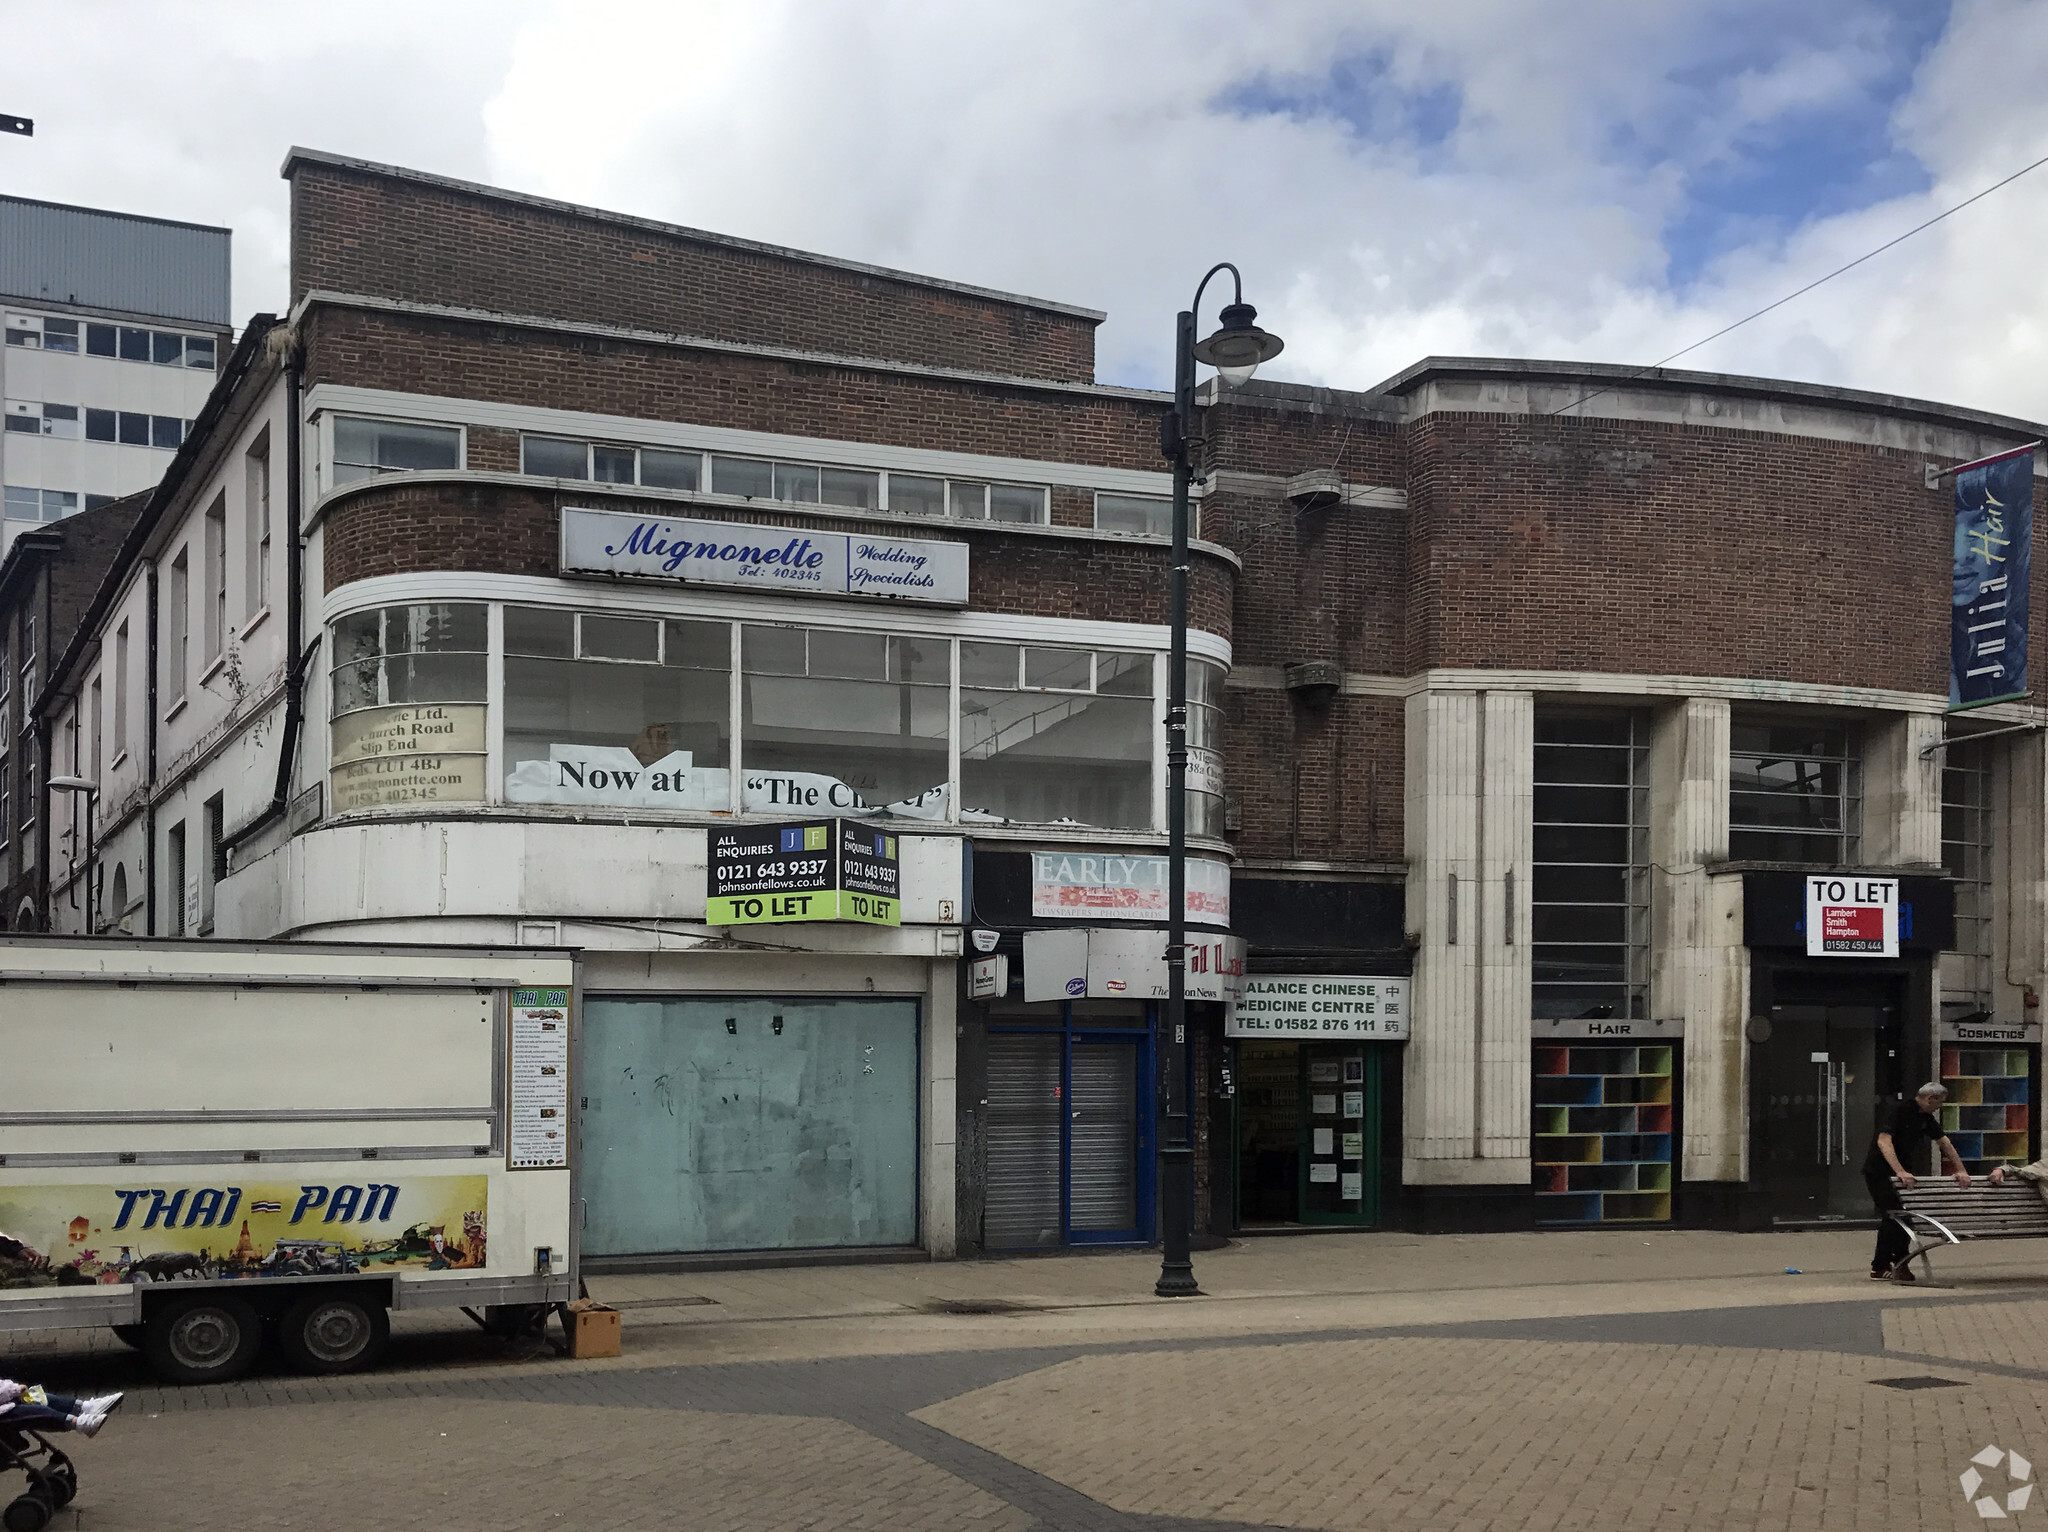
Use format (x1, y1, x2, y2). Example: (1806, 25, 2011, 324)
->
(1155, 265, 1282, 1298)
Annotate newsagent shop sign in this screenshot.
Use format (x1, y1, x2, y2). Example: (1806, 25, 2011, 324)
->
(560, 505, 969, 605)
(1805, 875, 1898, 958)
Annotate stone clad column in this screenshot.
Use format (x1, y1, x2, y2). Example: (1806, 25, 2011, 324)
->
(1403, 687, 1533, 1204)
(1648, 698, 1746, 1183)
(1478, 692, 1534, 1161)
(1863, 712, 1943, 867)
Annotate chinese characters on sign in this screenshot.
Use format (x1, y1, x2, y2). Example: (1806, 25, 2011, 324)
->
(1226, 977, 1410, 1039)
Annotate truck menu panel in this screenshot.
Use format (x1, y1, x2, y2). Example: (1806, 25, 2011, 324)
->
(509, 988, 571, 1170)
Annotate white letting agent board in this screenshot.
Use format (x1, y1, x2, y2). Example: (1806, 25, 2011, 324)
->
(1804, 875, 1898, 958)
(560, 505, 969, 605)
(1228, 977, 1410, 1039)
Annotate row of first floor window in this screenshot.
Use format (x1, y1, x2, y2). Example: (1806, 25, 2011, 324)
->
(327, 599, 1225, 835)
(1535, 711, 1994, 1021)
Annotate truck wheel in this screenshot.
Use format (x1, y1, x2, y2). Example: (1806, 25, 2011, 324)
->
(279, 1292, 389, 1374)
(111, 1322, 147, 1350)
(144, 1294, 263, 1384)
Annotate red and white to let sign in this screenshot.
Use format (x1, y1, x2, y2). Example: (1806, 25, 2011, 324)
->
(1805, 876, 1898, 958)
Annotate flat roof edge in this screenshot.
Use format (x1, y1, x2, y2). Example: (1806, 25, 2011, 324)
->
(0, 192, 232, 240)
(280, 147, 1108, 325)
(1376, 355, 2048, 444)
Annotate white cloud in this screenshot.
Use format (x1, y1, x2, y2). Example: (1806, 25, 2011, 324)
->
(13, 0, 2048, 420)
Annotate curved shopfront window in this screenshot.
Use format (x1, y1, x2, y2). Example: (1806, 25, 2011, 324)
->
(328, 603, 487, 812)
(1188, 658, 1225, 838)
(741, 624, 950, 817)
(326, 600, 1216, 835)
(960, 642, 1153, 830)
(503, 607, 733, 810)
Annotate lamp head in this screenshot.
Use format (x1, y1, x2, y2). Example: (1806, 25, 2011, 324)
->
(1193, 300, 1284, 387)
(48, 775, 97, 794)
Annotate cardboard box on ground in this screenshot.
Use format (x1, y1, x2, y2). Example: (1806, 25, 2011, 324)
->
(565, 1298, 622, 1358)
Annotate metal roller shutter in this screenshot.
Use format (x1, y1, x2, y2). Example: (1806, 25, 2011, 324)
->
(986, 1034, 1062, 1249)
(1069, 1041, 1137, 1232)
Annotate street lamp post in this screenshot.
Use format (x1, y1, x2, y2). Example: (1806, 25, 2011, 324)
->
(1154, 266, 1283, 1298)
(48, 775, 99, 931)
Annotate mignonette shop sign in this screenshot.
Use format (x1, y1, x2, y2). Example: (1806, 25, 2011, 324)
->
(560, 506, 969, 605)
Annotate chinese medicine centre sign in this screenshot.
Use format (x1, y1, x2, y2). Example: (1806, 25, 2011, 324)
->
(1228, 977, 1410, 1039)
(1805, 876, 1898, 958)
(561, 505, 969, 605)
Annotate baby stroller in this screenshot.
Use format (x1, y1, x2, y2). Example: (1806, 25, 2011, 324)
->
(0, 1417, 76, 1532)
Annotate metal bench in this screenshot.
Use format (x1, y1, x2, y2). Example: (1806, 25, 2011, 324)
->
(1891, 1178, 2048, 1283)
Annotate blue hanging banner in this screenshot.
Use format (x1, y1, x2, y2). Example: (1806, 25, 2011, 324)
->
(1951, 446, 2035, 708)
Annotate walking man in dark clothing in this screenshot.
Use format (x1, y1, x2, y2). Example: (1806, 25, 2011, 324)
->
(1866, 1082, 1971, 1281)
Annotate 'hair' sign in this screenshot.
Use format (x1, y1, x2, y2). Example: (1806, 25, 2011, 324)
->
(1804, 875, 1898, 958)
(559, 505, 968, 605)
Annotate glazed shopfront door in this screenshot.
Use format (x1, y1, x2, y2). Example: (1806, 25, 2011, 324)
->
(1233, 1040, 1384, 1227)
(1753, 973, 1904, 1221)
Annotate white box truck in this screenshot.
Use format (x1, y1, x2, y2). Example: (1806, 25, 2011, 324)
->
(0, 936, 579, 1383)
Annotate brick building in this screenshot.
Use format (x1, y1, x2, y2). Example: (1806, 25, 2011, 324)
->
(0, 489, 145, 928)
(25, 149, 2047, 1260)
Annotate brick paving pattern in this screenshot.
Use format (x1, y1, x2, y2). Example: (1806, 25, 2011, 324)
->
(11, 1231, 2048, 1530)
(1883, 1295, 2048, 1371)
(919, 1335, 2042, 1531)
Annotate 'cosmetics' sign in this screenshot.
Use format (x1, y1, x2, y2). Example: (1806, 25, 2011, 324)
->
(560, 506, 969, 605)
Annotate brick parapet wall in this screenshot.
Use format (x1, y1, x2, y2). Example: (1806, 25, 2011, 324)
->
(1205, 398, 1403, 484)
(301, 308, 1164, 474)
(320, 480, 1234, 638)
(1399, 411, 2007, 690)
(1203, 398, 2033, 867)
(290, 161, 1100, 383)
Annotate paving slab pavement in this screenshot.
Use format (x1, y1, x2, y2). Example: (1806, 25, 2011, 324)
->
(9, 1228, 2048, 1530)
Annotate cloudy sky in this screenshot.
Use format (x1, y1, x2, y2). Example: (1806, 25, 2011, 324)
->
(14, 1, 2048, 417)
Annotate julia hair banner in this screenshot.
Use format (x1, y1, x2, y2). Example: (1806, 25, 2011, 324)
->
(1952, 446, 2034, 708)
